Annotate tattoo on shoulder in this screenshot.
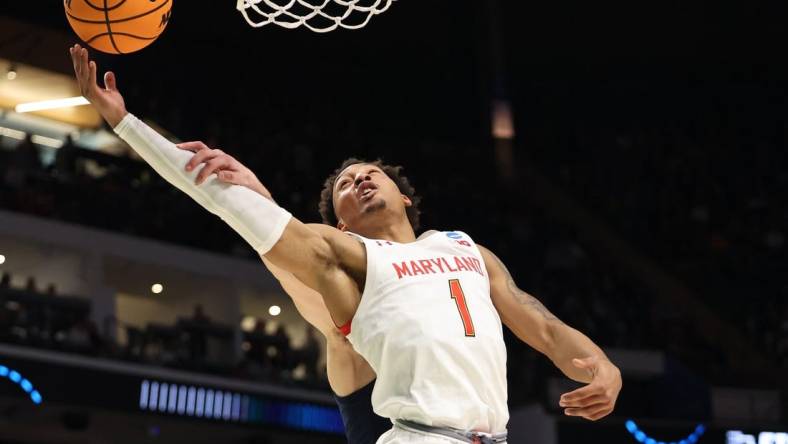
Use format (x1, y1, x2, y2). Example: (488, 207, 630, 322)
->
(489, 250, 564, 324)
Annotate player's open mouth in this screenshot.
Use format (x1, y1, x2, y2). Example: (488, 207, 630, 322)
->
(357, 181, 378, 202)
(360, 188, 377, 202)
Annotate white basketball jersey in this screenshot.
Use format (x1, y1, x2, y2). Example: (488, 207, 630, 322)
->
(346, 230, 509, 433)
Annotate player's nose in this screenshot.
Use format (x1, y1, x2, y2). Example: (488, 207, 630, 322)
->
(353, 173, 372, 188)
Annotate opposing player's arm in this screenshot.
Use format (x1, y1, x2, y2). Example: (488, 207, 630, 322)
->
(479, 245, 622, 421)
(69, 44, 364, 325)
(261, 256, 340, 336)
(262, 255, 376, 396)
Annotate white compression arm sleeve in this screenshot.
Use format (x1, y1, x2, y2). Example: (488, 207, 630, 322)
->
(113, 113, 292, 255)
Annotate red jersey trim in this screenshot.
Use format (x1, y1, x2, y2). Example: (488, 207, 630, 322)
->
(338, 320, 352, 336)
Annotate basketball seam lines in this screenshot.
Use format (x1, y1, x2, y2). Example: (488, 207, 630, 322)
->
(86, 31, 159, 44)
(103, 0, 122, 54)
(66, 0, 170, 25)
(81, 0, 128, 12)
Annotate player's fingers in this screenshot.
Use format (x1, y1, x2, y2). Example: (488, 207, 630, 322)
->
(217, 170, 241, 184)
(559, 394, 607, 409)
(88, 61, 98, 89)
(184, 148, 220, 172)
(176, 141, 210, 153)
(79, 47, 91, 84)
(195, 158, 230, 185)
(73, 50, 91, 96)
(564, 402, 612, 421)
(586, 407, 614, 422)
(104, 71, 118, 92)
(560, 384, 603, 405)
(69, 46, 80, 77)
(564, 401, 609, 417)
(71, 45, 84, 81)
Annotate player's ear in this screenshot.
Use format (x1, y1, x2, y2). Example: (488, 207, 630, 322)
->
(337, 220, 348, 231)
(401, 194, 412, 208)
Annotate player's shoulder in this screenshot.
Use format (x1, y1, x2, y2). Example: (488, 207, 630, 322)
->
(417, 229, 441, 240)
(424, 229, 487, 252)
(306, 222, 339, 235)
(441, 229, 478, 243)
(306, 223, 361, 241)
(305, 223, 366, 255)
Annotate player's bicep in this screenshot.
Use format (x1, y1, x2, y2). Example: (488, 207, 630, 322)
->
(479, 245, 564, 355)
(264, 220, 365, 325)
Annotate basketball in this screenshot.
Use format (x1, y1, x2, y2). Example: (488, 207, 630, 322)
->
(64, 0, 173, 55)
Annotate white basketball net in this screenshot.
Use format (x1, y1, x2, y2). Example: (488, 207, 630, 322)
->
(237, 0, 395, 33)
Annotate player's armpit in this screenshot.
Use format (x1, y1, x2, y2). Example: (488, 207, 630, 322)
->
(264, 221, 367, 327)
(478, 244, 564, 355)
(261, 256, 339, 336)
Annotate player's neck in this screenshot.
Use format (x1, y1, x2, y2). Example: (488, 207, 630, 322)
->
(355, 219, 416, 243)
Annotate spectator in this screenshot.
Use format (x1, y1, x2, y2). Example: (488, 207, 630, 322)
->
(246, 318, 270, 363)
(187, 304, 210, 363)
(299, 326, 322, 382)
(0, 272, 10, 289)
(25, 276, 37, 293)
(5, 134, 41, 187)
(53, 134, 80, 180)
(270, 325, 291, 376)
(64, 313, 101, 354)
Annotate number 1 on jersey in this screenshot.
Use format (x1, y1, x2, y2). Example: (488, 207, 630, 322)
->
(449, 279, 476, 337)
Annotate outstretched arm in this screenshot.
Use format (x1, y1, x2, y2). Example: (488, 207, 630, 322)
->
(168, 142, 377, 395)
(479, 245, 622, 421)
(168, 140, 342, 334)
(69, 45, 364, 325)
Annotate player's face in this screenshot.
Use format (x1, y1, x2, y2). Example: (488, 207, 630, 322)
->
(332, 163, 411, 231)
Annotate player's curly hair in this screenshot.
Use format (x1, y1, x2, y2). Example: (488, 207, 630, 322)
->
(319, 158, 422, 231)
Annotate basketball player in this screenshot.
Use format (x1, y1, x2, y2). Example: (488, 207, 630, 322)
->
(70, 44, 622, 443)
(177, 152, 623, 443)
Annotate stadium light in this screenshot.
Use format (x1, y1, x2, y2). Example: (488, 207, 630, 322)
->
(0, 364, 43, 405)
(31, 135, 64, 149)
(625, 419, 705, 444)
(0, 126, 25, 140)
(15, 96, 90, 113)
(240, 316, 256, 332)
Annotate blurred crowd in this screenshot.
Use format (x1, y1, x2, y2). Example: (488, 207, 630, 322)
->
(0, 272, 325, 389)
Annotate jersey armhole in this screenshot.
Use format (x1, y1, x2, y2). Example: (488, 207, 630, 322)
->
(338, 320, 352, 336)
(341, 232, 377, 340)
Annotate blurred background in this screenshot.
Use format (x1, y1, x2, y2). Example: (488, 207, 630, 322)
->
(0, 1, 786, 443)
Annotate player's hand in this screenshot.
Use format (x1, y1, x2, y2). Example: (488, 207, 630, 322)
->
(558, 356, 622, 421)
(69, 44, 127, 127)
(176, 141, 274, 200)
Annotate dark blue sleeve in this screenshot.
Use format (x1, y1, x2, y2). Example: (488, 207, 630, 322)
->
(334, 379, 391, 444)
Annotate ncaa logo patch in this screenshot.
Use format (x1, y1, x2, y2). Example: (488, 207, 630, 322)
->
(445, 232, 463, 239)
